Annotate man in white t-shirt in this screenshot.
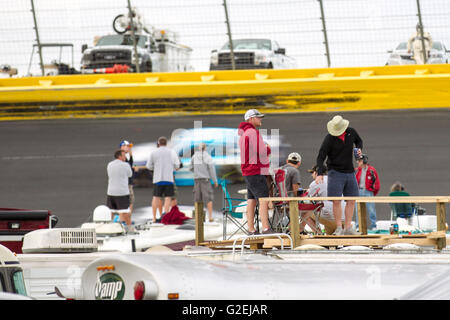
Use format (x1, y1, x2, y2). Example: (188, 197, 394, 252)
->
(146, 136, 180, 223)
(300, 165, 345, 235)
(107, 150, 133, 225)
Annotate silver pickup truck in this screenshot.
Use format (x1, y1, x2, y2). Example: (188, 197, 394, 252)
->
(209, 38, 296, 70)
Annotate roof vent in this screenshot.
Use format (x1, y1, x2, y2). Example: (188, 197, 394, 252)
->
(22, 228, 98, 253)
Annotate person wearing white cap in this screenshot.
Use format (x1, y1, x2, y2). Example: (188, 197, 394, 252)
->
(281, 152, 302, 196)
(106, 150, 133, 226)
(119, 140, 135, 214)
(238, 108, 273, 234)
(315, 115, 363, 235)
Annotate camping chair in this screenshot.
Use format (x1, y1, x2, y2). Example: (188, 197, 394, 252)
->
(221, 179, 260, 240)
(269, 168, 290, 233)
(269, 168, 324, 234)
(298, 191, 325, 235)
(389, 191, 422, 231)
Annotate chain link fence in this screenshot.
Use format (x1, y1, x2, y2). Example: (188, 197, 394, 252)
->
(1, 0, 449, 77)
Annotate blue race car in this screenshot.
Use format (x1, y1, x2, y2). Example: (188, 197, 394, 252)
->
(132, 127, 290, 187)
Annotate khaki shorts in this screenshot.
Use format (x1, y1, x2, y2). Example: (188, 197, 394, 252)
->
(193, 179, 213, 203)
(128, 185, 135, 204)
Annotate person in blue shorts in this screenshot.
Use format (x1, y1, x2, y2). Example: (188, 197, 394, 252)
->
(315, 115, 363, 235)
(146, 136, 180, 223)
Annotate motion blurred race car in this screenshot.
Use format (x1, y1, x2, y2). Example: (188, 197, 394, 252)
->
(132, 127, 291, 187)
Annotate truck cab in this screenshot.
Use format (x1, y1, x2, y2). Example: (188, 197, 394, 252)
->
(81, 34, 156, 73)
(209, 38, 297, 70)
(0, 244, 28, 297)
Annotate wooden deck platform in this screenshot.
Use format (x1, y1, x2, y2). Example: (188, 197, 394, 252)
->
(195, 195, 449, 250)
(201, 231, 447, 250)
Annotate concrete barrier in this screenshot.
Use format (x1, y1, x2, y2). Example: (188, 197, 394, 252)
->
(1, 64, 450, 120)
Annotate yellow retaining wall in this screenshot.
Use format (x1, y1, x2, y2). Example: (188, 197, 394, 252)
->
(1, 64, 450, 120)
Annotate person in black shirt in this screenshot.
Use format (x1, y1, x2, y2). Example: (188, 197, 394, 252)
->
(315, 115, 363, 235)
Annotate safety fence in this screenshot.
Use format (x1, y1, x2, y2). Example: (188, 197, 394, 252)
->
(1, 0, 450, 77)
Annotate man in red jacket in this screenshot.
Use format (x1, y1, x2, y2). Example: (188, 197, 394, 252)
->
(238, 109, 272, 234)
(355, 154, 380, 230)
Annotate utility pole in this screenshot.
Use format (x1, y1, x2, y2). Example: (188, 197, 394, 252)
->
(318, 0, 331, 67)
(416, 0, 427, 65)
(30, 0, 45, 76)
(127, 0, 140, 73)
(223, 0, 236, 70)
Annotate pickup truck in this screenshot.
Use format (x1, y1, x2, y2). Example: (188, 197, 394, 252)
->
(80, 29, 192, 73)
(209, 38, 296, 70)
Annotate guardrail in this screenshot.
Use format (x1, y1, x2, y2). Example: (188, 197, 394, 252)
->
(259, 196, 449, 250)
(1, 64, 450, 120)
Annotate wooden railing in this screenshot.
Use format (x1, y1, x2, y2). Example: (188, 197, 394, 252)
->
(258, 196, 449, 250)
(194, 196, 449, 250)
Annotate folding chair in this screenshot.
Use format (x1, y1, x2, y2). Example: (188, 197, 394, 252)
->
(221, 179, 259, 240)
(269, 168, 324, 234)
(270, 168, 323, 234)
(389, 191, 422, 231)
(298, 191, 325, 235)
(269, 168, 290, 233)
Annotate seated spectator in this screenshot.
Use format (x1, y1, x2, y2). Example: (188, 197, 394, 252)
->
(389, 181, 409, 196)
(299, 165, 345, 235)
(389, 181, 414, 220)
(280, 152, 302, 196)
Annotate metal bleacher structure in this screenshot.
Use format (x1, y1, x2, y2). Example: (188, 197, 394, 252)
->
(1, 64, 450, 121)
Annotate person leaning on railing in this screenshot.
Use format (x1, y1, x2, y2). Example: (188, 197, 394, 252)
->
(315, 115, 363, 236)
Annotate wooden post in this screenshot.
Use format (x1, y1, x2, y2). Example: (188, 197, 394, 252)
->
(195, 201, 204, 246)
(436, 201, 447, 250)
(289, 200, 300, 248)
(357, 202, 368, 235)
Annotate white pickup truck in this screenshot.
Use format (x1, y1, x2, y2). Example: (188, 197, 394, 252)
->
(209, 38, 296, 70)
(80, 29, 192, 74)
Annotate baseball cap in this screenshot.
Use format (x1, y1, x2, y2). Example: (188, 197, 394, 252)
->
(287, 152, 301, 163)
(119, 140, 133, 147)
(244, 109, 265, 121)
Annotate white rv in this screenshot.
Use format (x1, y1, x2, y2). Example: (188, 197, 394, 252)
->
(0, 244, 30, 299)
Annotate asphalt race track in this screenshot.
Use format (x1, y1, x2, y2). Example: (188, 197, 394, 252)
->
(1, 108, 449, 227)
